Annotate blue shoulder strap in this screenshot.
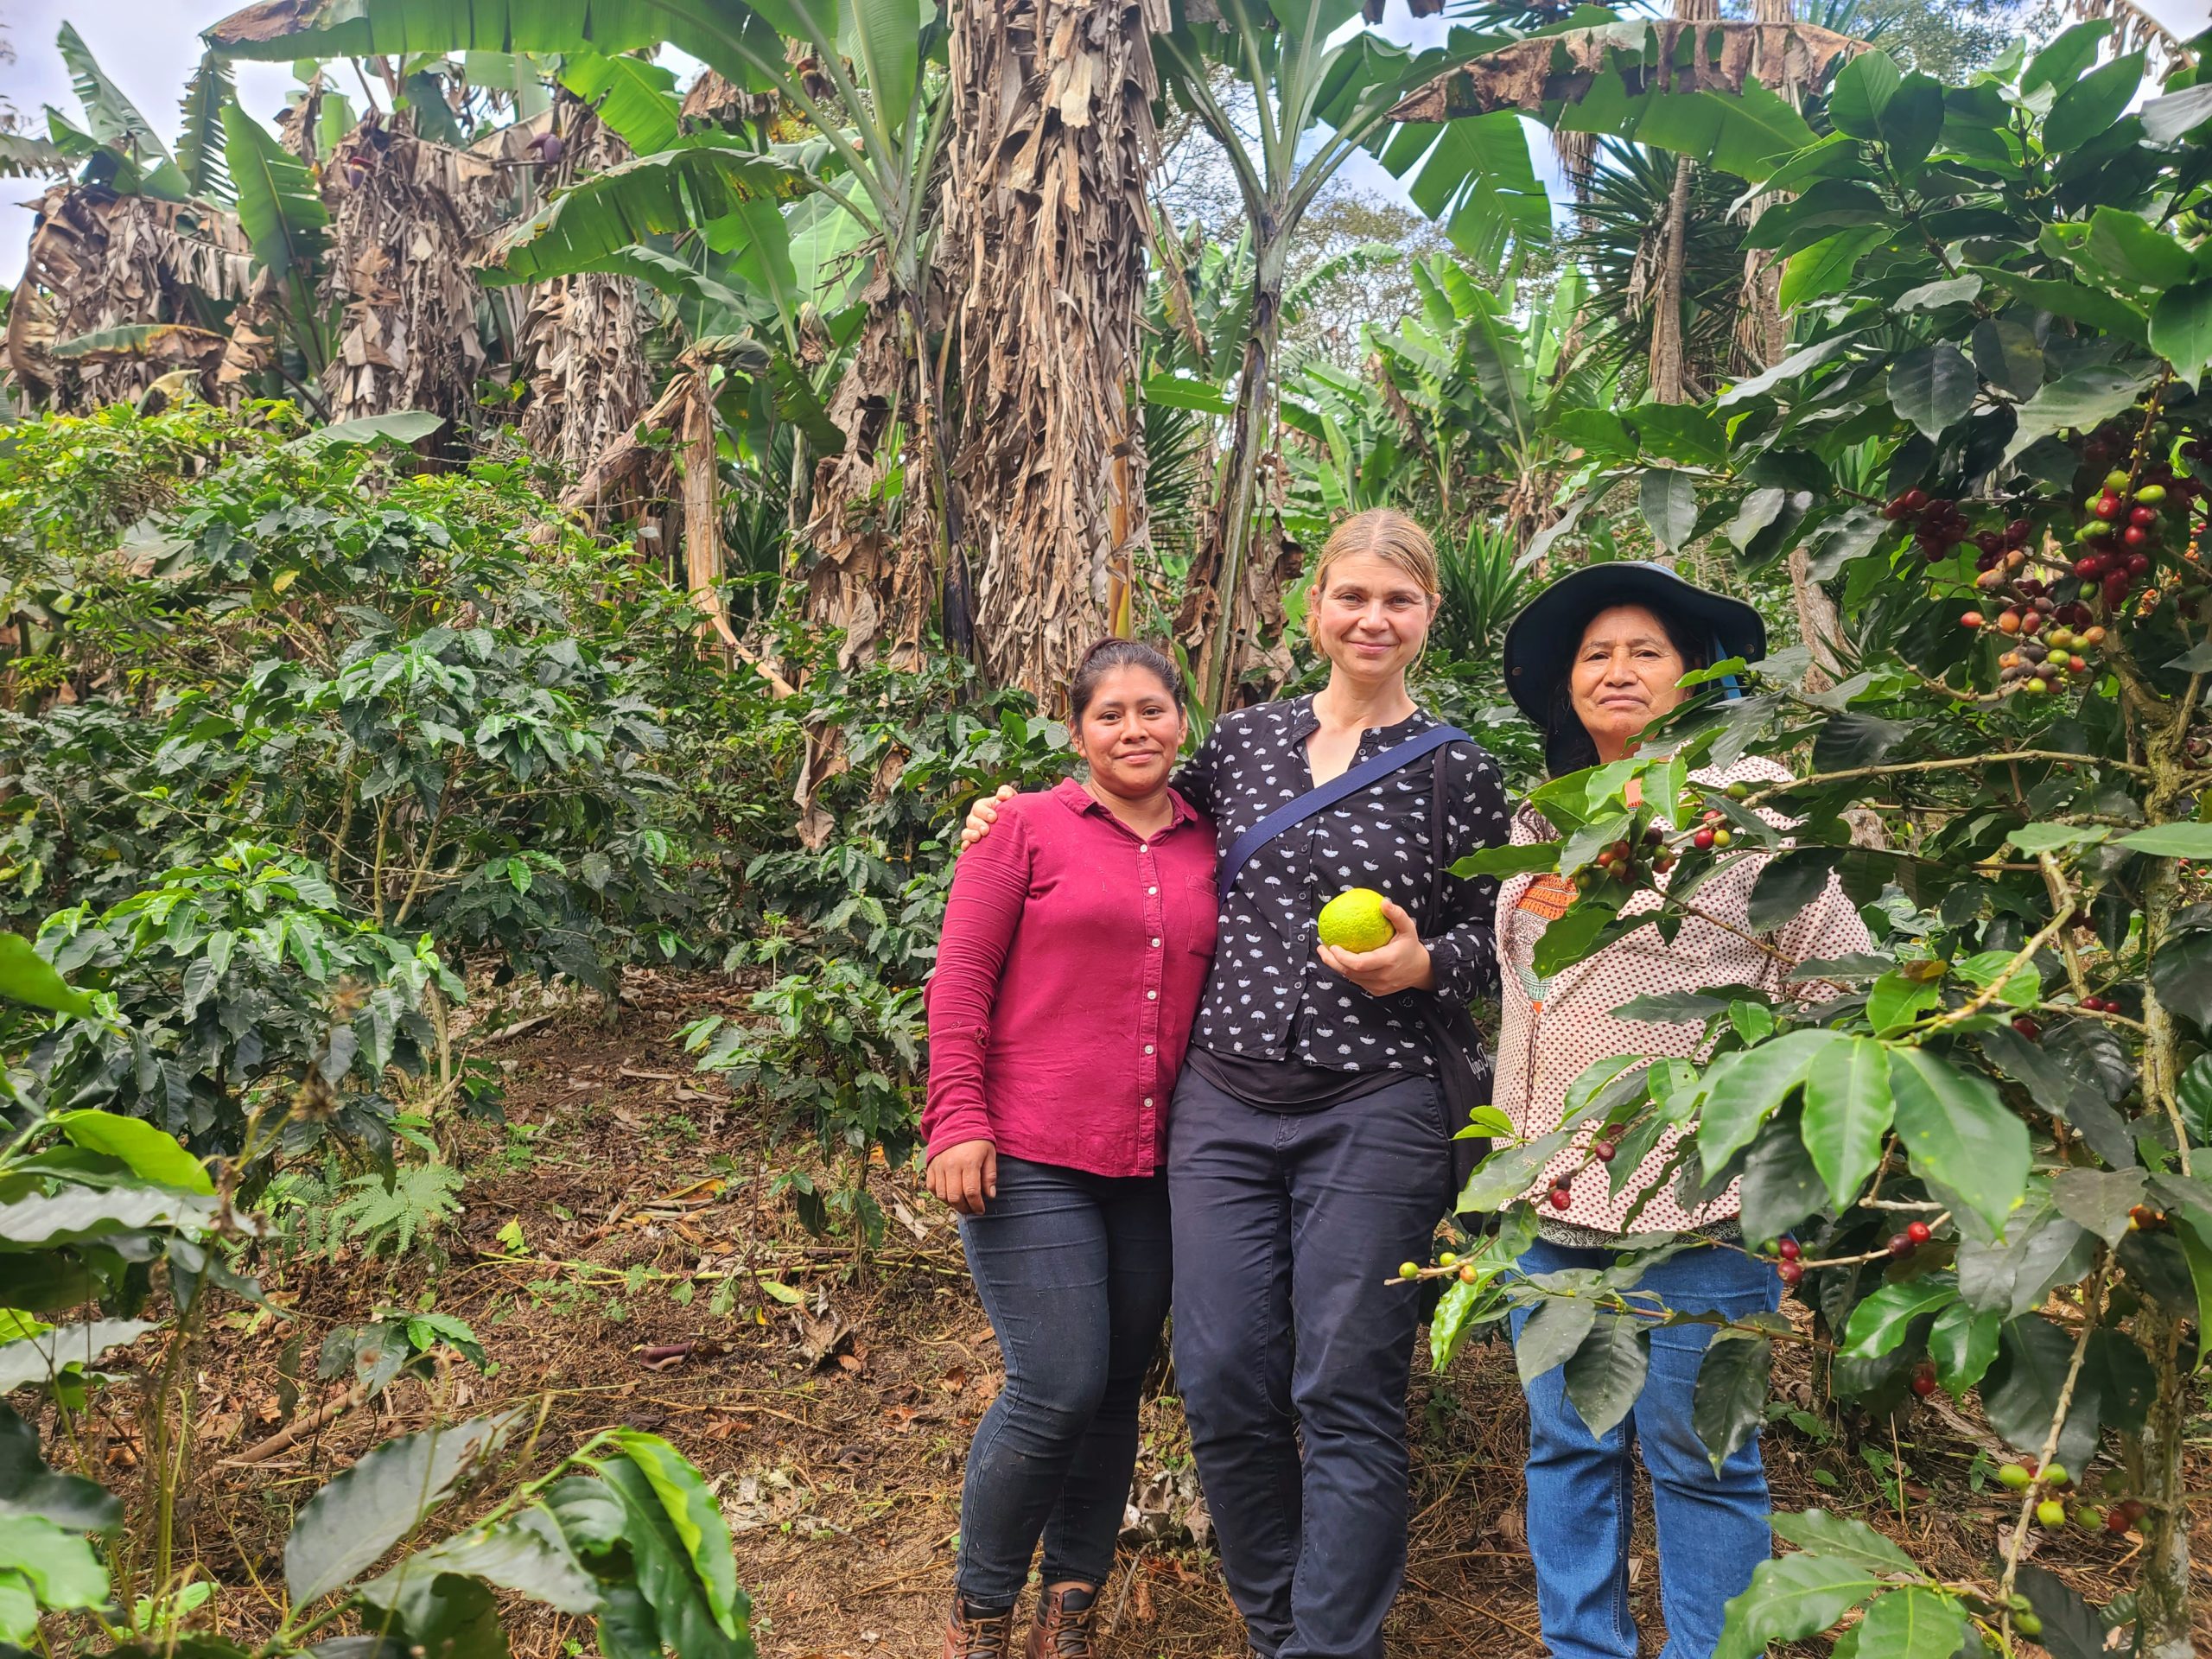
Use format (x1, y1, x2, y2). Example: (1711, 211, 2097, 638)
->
(1217, 724, 1469, 898)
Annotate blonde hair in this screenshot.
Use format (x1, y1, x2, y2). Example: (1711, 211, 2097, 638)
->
(1303, 508, 1440, 645)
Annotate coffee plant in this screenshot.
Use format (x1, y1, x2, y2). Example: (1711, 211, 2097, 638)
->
(681, 959, 924, 1249)
(26, 846, 457, 1164)
(0, 912, 755, 1659)
(1, 417, 701, 991)
(1432, 33, 2212, 1659)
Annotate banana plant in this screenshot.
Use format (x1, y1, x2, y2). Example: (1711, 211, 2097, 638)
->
(206, 0, 947, 354)
(208, 0, 958, 648)
(38, 25, 202, 201)
(1154, 0, 1545, 710)
(220, 101, 333, 389)
(1281, 254, 1605, 554)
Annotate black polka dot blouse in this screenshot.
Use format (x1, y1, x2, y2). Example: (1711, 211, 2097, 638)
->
(1174, 696, 1510, 1075)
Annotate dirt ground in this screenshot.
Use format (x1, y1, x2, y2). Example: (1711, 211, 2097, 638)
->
(162, 978, 2209, 1657)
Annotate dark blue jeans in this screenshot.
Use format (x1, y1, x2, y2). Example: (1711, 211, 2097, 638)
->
(1167, 1065, 1452, 1659)
(955, 1155, 1173, 1606)
(1510, 1236, 1783, 1659)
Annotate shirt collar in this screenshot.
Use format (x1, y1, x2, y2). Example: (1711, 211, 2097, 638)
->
(1052, 775, 1202, 832)
(1284, 694, 1432, 749)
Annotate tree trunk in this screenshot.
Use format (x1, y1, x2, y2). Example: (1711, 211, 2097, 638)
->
(517, 98, 651, 480)
(678, 368, 738, 656)
(2129, 725, 2198, 1657)
(1647, 0, 1720, 408)
(1648, 154, 1696, 408)
(1732, 0, 1847, 693)
(1178, 241, 1304, 716)
(946, 0, 1165, 710)
(2129, 1304, 2194, 1658)
(800, 270, 940, 671)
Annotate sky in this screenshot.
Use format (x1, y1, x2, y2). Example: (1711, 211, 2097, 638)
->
(0, 0, 2209, 287)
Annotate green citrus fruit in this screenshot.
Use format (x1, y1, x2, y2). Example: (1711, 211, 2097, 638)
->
(1319, 887, 1395, 953)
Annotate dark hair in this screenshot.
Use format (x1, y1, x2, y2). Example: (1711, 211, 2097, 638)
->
(1068, 638, 1185, 724)
(1544, 598, 1707, 776)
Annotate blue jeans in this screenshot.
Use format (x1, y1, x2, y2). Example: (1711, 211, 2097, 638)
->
(1510, 1236, 1783, 1659)
(1167, 1065, 1452, 1659)
(955, 1156, 1173, 1606)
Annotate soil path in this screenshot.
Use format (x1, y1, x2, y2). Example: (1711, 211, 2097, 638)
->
(175, 983, 2202, 1656)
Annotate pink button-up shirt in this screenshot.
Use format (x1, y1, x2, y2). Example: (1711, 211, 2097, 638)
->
(923, 779, 1217, 1177)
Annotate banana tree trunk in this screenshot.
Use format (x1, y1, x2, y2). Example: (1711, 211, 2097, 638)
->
(947, 0, 1165, 710)
(801, 267, 940, 670)
(1180, 237, 1304, 715)
(517, 97, 650, 478)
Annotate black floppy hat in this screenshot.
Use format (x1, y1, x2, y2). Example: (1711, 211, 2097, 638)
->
(1501, 561, 1767, 772)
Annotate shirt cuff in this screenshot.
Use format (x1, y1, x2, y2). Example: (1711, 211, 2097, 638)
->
(924, 1097, 994, 1161)
(1426, 926, 1496, 1005)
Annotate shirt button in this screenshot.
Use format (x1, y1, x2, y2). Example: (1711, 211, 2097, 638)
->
(1139, 843, 1148, 852)
(1147, 989, 1158, 1000)
(1148, 886, 1158, 894)
(1144, 1044, 1154, 1054)
(1151, 937, 1161, 947)
(1144, 1096, 1154, 1109)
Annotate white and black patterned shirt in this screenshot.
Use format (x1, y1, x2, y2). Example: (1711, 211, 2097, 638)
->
(1175, 696, 1509, 1076)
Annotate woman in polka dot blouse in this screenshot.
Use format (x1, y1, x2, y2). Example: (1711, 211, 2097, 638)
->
(1494, 563, 1873, 1659)
(966, 508, 1510, 1659)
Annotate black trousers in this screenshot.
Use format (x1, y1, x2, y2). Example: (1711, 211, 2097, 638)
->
(1167, 1065, 1451, 1659)
(955, 1156, 1173, 1605)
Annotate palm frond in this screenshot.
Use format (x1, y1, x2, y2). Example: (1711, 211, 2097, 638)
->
(1562, 139, 1747, 400)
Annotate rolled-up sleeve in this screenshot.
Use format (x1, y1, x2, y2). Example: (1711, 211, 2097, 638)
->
(922, 808, 1033, 1159)
(1424, 745, 1509, 1006)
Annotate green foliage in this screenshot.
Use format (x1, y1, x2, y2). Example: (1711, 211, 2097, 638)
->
(1434, 31, 2212, 1653)
(3, 413, 699, 983)
(271, 1146, 468, 1264)
(682, 958, 922, 1245)
(29, 845, 457, 1161)
(0, 942, 754, 1659)
(1565, 140, 1751, 399)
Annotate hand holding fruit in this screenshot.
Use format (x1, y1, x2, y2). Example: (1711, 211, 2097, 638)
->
(1316, 887, 1435, 996)
(926, 1139, 998, 1215)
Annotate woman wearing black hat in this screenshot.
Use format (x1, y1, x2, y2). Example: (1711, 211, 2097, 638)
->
(1493, 563, 1871, 1659)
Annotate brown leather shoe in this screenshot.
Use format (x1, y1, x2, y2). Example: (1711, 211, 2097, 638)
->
(1026, 1585, 1098, 1659)
(944, 1597, 1017, 1659)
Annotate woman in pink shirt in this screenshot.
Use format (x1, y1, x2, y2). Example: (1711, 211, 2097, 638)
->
(923, 639, 1216, 1659)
